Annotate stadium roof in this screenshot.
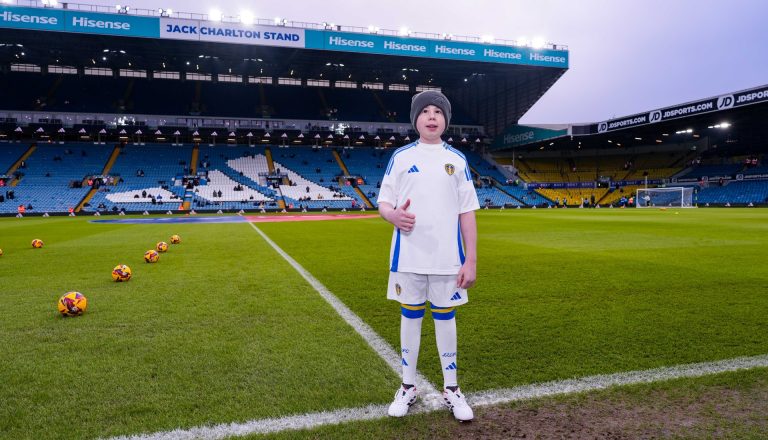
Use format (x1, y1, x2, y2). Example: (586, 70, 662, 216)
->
(492, 84, 768, 153)
(0, 3, 569, 136)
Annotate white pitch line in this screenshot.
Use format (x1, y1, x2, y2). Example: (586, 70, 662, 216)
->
(468, 353, 768, 407)
(246, 222, 442, 406)
(104, 404, 390, 440)
(104, 354, 768, 440)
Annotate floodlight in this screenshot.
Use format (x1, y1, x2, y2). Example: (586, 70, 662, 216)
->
(240, 11, 254, 24)
(209, 8, 222, 22)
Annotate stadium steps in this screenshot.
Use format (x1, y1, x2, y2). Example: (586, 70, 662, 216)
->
(595, 189, 616, 205)
(190, 144, 199, 175)
(332, 149, 351, 175)
(533, 189, 552, 204)
(493, 182, 526, 205)
(182, 190, 192, 210)
(214, 166, 283, 209)
(265, 147, 276, 173)
(6, 144, 37, 186)
(468, 165, 484, 187)
(217, 167, 273, 195)
(76, 145, 121, 212)
(353, 186, 374, 208)
(75, 188, 97, 213)
(101, 145, 122, 175)
(514, 159, 535, 181)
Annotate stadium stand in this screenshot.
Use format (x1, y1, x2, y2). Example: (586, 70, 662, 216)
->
(535, 188, 608, 207)
(192, 146, 280, 211)
(1, 144, 29, 173)
(3, 138, 765, 214)
(84, 144, 189, 213)
(695, 181, 768, 205)
(476, 187, 523, 208)
(0, 143, 113, 214)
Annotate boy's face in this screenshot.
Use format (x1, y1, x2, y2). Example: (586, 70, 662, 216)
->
(415, 105, 446, 141)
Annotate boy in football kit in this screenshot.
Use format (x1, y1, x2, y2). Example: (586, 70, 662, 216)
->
(377, 90, 479, 421)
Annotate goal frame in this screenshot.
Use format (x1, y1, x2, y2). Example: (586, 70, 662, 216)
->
(636, 187, 695, 208)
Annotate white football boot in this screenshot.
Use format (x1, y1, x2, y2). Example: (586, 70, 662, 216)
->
(443, 387, 473, 421)
(387, 385, 418, 417)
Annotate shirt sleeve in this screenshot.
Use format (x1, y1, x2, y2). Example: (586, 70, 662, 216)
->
(377, 160, 399, 207)
(457, 161, 480, 213)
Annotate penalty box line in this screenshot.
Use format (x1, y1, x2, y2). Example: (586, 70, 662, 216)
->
(245, 222, 442, 403)
(104, 354, 768, 440)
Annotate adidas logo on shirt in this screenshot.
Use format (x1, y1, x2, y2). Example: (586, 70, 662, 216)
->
(445, 362, 457, 371)
(407, 165, 420, 173)
(450, 292, 462, 301)
(402, 358, 409, 366)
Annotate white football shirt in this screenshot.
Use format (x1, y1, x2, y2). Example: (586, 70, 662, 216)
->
(377, 141, 480, 275)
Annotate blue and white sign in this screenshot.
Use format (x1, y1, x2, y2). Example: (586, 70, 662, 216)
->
(161, 18, 305, 47)
(0, 5, 63, 31)
(305, 30, 568, 68)
(0, 4, 566, 66)
(0, 5, 158, 37)
(64, 11, 159, 37)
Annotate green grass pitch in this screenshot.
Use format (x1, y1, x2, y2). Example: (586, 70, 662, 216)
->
(1, 208, 767, 439)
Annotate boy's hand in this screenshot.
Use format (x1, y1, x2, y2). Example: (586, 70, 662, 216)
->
(456, 260, 476, 289)
(389, 199, 416, 232)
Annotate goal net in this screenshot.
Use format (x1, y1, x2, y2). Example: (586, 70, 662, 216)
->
(636, 187, 694, 208)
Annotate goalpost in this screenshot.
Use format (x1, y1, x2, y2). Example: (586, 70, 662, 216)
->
(636, 187, 695, 208)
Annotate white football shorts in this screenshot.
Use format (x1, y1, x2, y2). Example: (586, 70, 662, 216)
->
(387, 271, 469, 308)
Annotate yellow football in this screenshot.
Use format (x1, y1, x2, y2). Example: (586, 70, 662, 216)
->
(111, 264, 132, 282)
(144, 250, 159, 263)
(58, 292, 87, 317)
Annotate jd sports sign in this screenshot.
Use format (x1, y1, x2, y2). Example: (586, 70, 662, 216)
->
(596, 84, 768, 133)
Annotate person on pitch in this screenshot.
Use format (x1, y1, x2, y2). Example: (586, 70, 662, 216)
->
(378, 90, 479, 421)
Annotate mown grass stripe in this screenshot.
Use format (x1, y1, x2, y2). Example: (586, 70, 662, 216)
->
(246, 221, 442, 405)
(103, 353, 768, 439)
